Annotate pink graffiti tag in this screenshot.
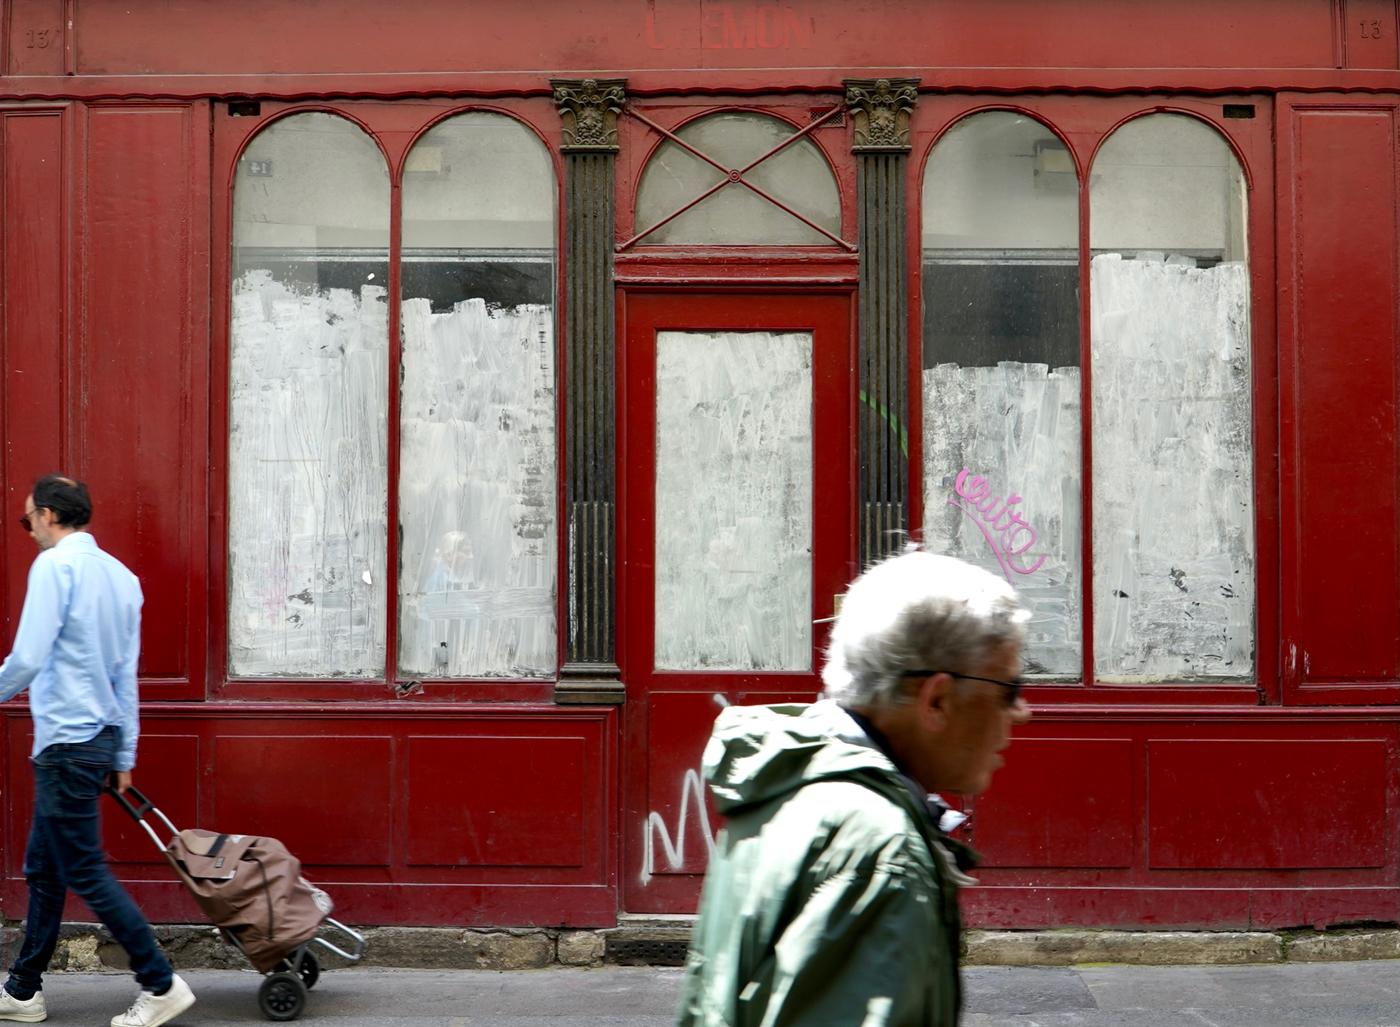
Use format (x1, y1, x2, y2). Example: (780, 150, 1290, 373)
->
(948, 468, 1048, 583)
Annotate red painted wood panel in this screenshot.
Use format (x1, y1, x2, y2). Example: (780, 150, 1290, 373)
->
(1280, 100, 1400, 700)
(6, 0, 66, 76)
(1, 109, 66, 641)
(104, 733, 200, 865)
(1147, 739, 1389, 869)
(213, 736, 393, 866)
(82, 103, 208, 697)
(3, 707, 617, 925)
(71, 0, 1338, 77)
(975, 739, 1135, 869)
(407, 735, 588, 868)
(642, 692, 725, 880)
(1344, 0, 1399, 68)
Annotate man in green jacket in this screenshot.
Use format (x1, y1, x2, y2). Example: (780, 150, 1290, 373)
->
(677, 550, 1031, 1027)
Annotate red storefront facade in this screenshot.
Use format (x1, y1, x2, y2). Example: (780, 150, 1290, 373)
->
(0, 0, 1398, 931)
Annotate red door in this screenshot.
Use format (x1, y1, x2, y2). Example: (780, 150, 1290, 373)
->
(621, 290, 854, 913)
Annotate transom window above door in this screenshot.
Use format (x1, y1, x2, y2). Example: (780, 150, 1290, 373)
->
(629, 109, 847, 248)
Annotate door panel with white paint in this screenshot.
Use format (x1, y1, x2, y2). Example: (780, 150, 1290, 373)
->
(653, 330, 814, 672)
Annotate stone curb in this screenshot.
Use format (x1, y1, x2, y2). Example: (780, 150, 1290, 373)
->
(5, 922, 1400, 971)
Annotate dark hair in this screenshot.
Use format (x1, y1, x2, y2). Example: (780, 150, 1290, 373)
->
(32, 474, 92, 528)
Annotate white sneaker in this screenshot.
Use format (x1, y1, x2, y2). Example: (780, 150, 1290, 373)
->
(110, 975, 195, 1027)
(0, 988, 45, 1022)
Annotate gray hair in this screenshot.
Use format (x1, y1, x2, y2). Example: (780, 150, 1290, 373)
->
(821, 550, 1030, 708)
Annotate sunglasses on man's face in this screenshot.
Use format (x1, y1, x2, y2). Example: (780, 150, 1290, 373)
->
(900, 670, 1023, 707)
(18, 508, 41, 534)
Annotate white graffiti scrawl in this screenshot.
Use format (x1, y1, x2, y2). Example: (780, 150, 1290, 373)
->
(640, 694, 727, 885)
(640, 768, 716, 886)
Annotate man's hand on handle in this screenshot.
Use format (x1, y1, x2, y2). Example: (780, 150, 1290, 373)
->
(109, 770, 131, 795)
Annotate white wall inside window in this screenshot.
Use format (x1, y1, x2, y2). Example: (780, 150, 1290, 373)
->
(921, 113, 1078, 251)
(1090, 113, 1248, 259)
(401, 112, 554, 250)
(234, 112, 390, 250)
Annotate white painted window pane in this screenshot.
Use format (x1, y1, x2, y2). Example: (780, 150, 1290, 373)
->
(228, 113, 389, 678)
(654, 331, 813, 671)
(920, 112, 1083, 677)
(635, 112, 840, 245)
(398, 113, 557, 678)
(1090, 114, 1254, 682)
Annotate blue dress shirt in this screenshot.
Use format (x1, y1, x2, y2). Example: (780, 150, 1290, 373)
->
(0, 532, 143, 770)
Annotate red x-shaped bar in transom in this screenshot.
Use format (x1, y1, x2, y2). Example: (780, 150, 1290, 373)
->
(620, 105, 855, 251)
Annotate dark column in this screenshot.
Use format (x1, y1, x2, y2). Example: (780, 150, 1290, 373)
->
(552, 79, 626, 704)
(846, 78, 920, 569)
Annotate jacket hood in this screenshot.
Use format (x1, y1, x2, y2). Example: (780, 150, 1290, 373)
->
(702, 700, 909, 816)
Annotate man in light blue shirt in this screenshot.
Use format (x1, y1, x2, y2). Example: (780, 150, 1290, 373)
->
(0, 476, 194, 1027)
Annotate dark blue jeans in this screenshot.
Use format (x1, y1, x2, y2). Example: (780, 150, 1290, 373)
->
(5, 727, 172, 999)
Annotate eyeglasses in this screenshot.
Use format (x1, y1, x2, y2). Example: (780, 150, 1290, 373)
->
(900, 670, 1023, 707)
(18, 507, 42, 534)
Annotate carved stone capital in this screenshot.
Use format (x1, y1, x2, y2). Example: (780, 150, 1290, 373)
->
(552, 78, 627, 152)
(845, 78, 920, 153)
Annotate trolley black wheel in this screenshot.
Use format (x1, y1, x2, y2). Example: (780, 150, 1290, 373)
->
(276, 950, 320, 991)
(297, 950, 320, 990)
(258, 971, 307, 1022)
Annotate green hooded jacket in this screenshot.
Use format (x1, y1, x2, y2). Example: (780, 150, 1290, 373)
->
(676, 701, 974, 1027)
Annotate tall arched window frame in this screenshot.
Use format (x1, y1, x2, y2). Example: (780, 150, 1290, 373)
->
(1089, 112, 1253, 683)
(228, 111, 391, 679)
(226, 105, 559, 685)
(919, 106, 1255, 686)
(919, 110, 1083, 679)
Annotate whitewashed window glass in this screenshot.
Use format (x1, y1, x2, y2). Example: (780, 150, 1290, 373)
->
(1089, 114, 1254, 681)
(921, 112, 1083, 678)
(634, 112, 840, 245)
(654, 331, 813, 671)
(229, 113, 390, 678)
(398, 113, 557, 678)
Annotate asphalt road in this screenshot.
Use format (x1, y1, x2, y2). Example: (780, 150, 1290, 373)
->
(20, 960, 1400, 1026)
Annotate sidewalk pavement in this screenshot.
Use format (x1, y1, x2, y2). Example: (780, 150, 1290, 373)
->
(18, 959, 1400, 1026)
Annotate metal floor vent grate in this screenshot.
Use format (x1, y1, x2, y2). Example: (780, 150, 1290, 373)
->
(607, 937, 690, 966)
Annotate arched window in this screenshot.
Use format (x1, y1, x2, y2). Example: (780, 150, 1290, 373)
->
(228, 113, 390, 678)
(920, 111, 1083, 678)
(227, 108, 559, 683)
(1089, 113, 1253, 682)
(633, 111, 841, 245)
(398, 112, 557, 678)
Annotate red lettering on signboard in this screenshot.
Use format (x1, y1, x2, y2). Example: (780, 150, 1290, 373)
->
(697, 2, 813, 50)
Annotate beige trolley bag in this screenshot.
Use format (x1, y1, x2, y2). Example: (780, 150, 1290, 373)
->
(108, 785, 366, 1022)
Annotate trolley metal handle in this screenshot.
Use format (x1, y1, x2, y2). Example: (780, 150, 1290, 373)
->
(310, 918, 367, 963)
(107, 782, 156, 821)
(104, 783, 180, 852)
